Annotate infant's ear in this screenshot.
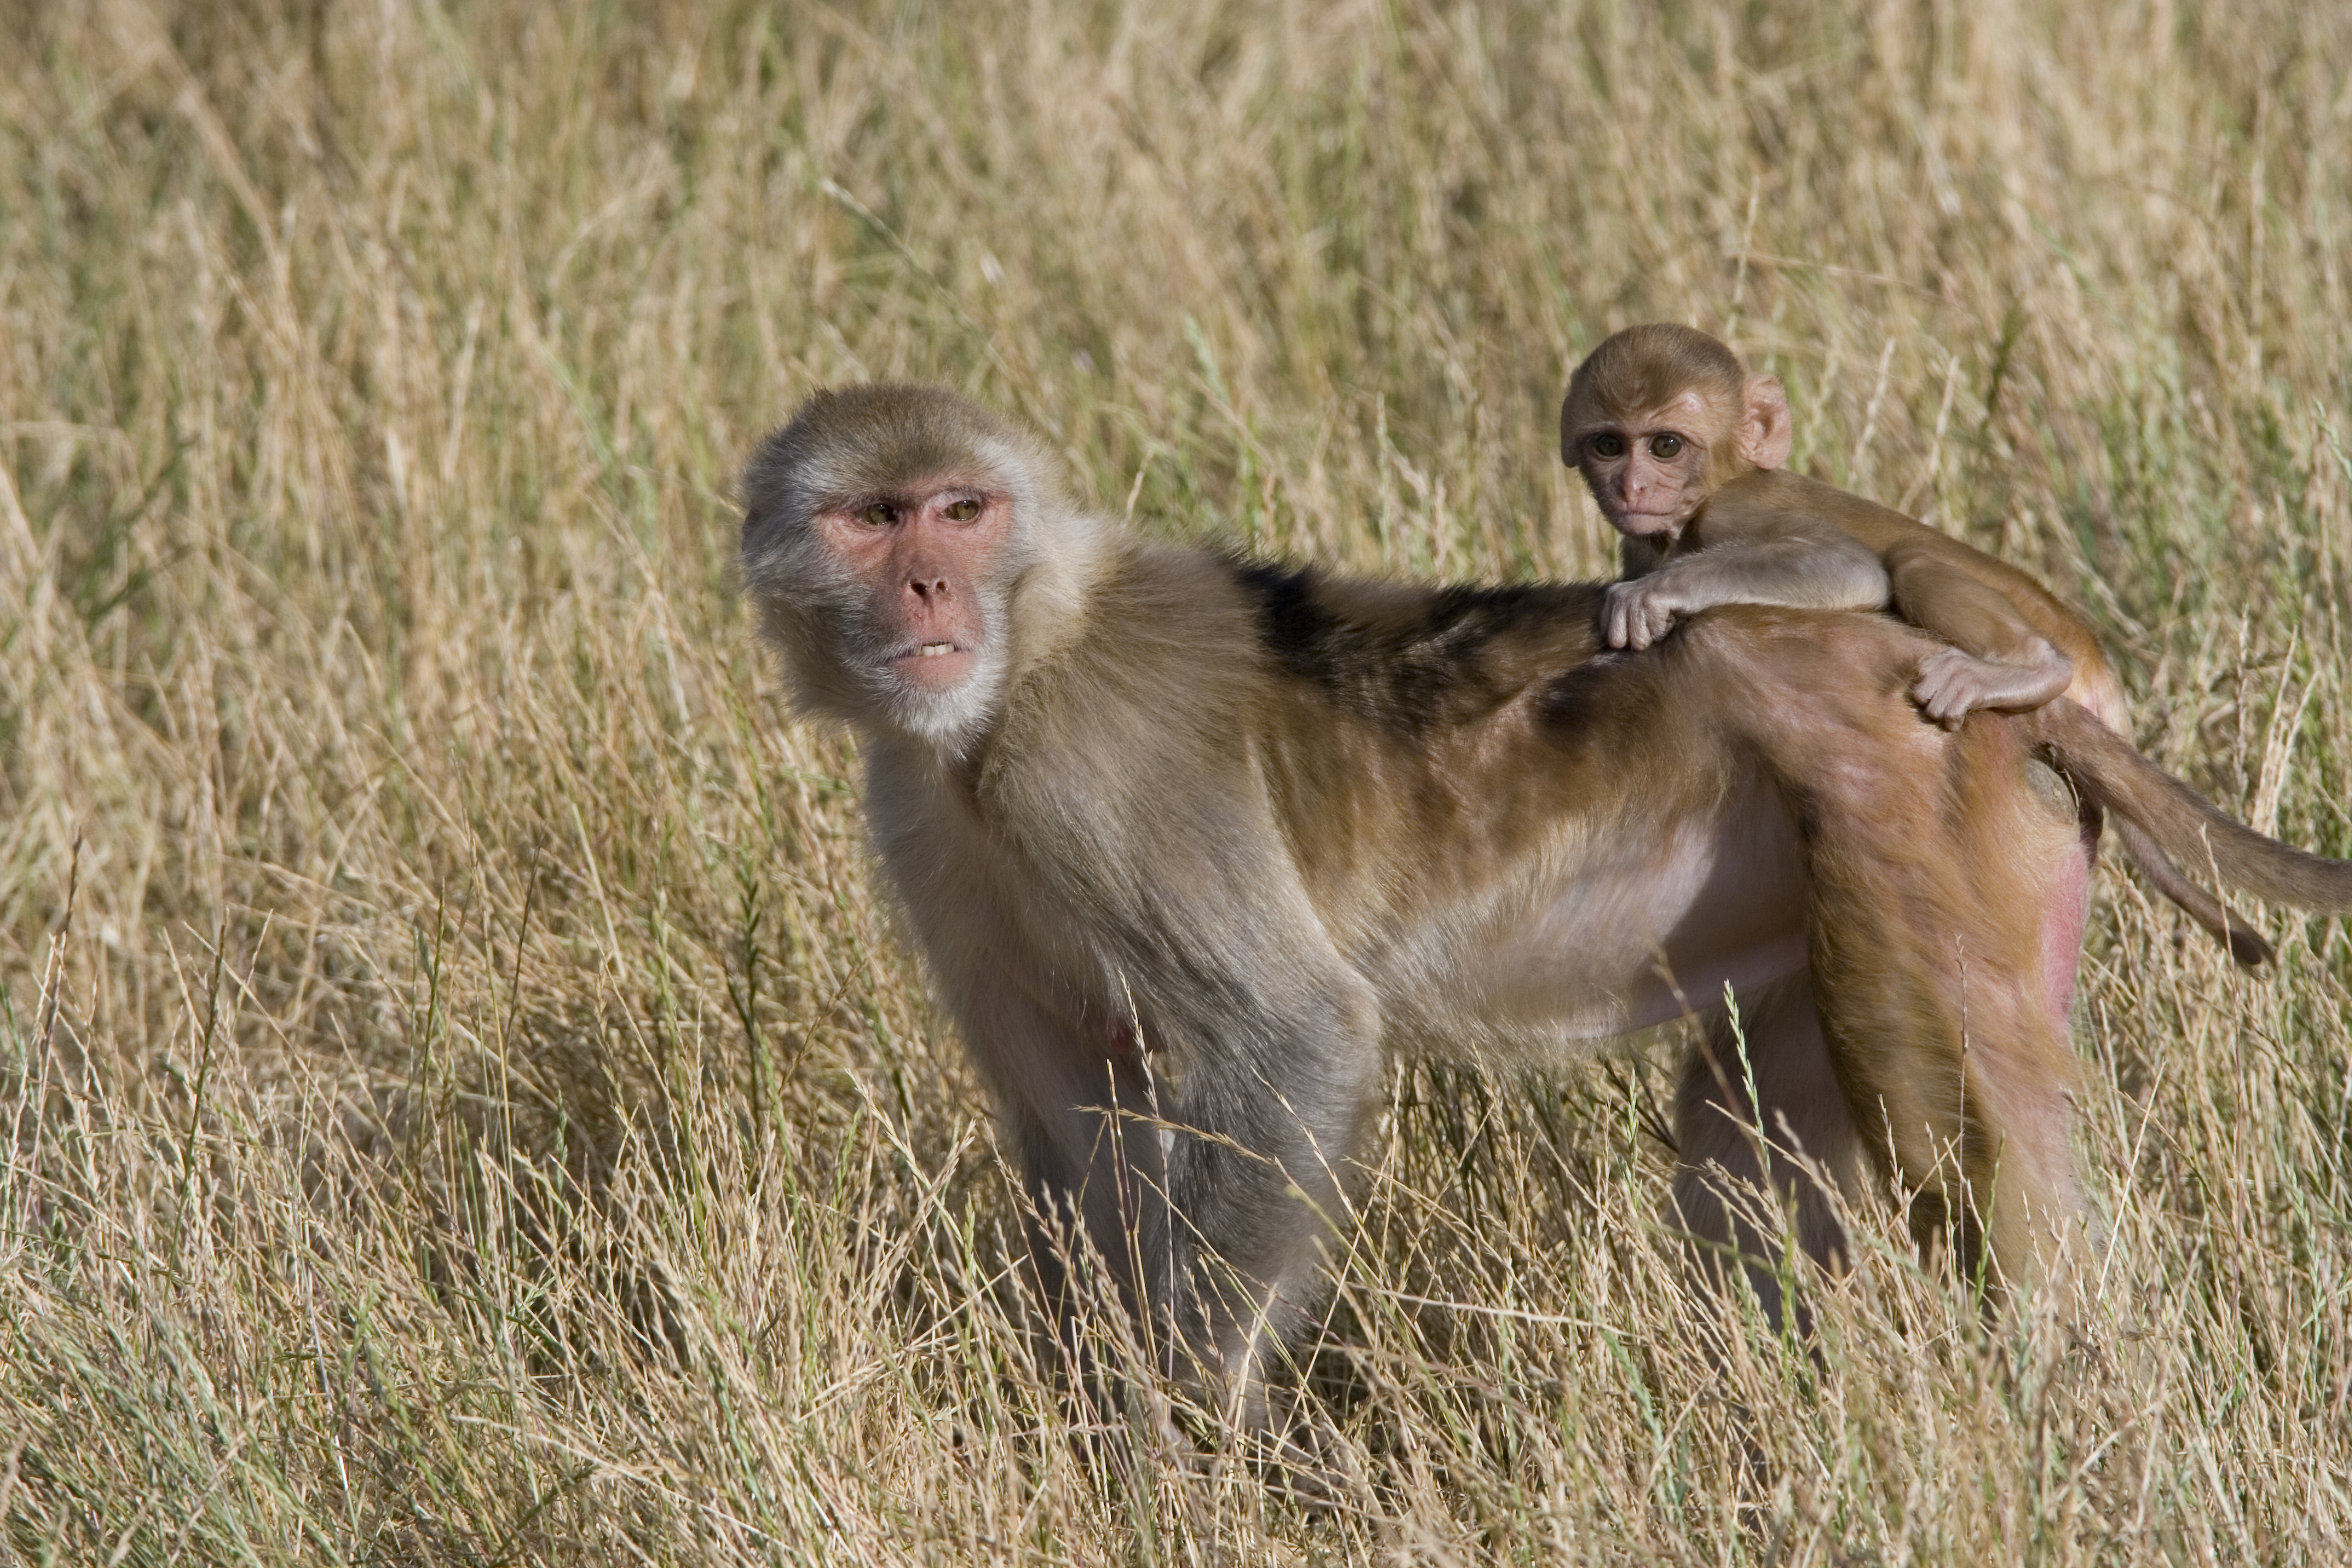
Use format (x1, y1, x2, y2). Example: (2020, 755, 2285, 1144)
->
(1740, 376, 1793, 470)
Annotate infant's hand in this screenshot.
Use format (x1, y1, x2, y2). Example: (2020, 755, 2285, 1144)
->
(1910, 646, 1984, 727)
(1602, 578, 1684, 651)
(1912, 640, 2074, 727)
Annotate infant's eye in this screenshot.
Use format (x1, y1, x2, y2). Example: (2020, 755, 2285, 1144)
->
(944, 498, 981, 522)
(1650, 434, 1684, 459)
(858, 503, 897, 527)
(1589, 434, 1626, 460)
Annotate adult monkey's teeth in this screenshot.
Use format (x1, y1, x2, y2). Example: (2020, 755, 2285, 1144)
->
(920, 643, 953, 656)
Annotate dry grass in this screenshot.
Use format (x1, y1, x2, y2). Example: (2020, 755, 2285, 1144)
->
(3, 1, 2351, 1561)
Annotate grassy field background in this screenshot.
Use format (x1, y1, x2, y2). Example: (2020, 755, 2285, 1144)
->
(5, 1, 2352, 1561)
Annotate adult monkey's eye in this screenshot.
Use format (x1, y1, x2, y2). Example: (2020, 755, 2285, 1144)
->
(944, 498, 981, 522)
(1651, 434, 1684, 459)
(859, 503, 896, 527)
(1590, 434, 1626, 459)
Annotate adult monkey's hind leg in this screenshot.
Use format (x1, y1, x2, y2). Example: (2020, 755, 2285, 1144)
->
(1814, 696, 2090, 1302)
(1673, 975, 1869, 1330)
(1701, 611, 2095, 1307)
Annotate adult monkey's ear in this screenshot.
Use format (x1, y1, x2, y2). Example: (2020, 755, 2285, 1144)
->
(1739, 375, 1793, 470)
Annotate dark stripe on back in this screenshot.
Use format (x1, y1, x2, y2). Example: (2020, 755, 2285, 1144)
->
(1231, 559, 1597, 735)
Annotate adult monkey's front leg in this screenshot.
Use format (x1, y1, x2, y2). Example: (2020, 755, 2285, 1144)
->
(946, 965, 1172, 1359)
(1143, 968, 1387, 1420)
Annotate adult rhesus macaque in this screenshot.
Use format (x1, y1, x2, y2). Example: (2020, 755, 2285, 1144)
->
(741, 385, 2352, 1420)
(1562, 322, 2270, 965)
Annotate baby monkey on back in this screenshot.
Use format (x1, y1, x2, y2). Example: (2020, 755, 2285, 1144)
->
(1563, 322, 2102, 725)
(1560, 321, 2270, 965)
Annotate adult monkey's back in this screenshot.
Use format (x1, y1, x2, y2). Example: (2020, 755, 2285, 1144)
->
(738, 385, 2352, 1418)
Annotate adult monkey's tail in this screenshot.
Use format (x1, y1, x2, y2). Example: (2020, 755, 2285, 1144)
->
(2112, 820, 2274, 967)
(2029, 697, 2352, 959)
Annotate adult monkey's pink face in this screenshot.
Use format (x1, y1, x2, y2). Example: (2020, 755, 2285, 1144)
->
(811, 479, 1011, 695)
(739, 384, 1103, 756)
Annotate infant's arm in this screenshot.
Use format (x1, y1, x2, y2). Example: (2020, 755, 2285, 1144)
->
(1602, 512, 1887, 651)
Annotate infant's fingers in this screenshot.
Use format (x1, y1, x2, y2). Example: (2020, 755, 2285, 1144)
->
(1911, 672, 1969, 728)
(1603, 587, 1639, 649)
